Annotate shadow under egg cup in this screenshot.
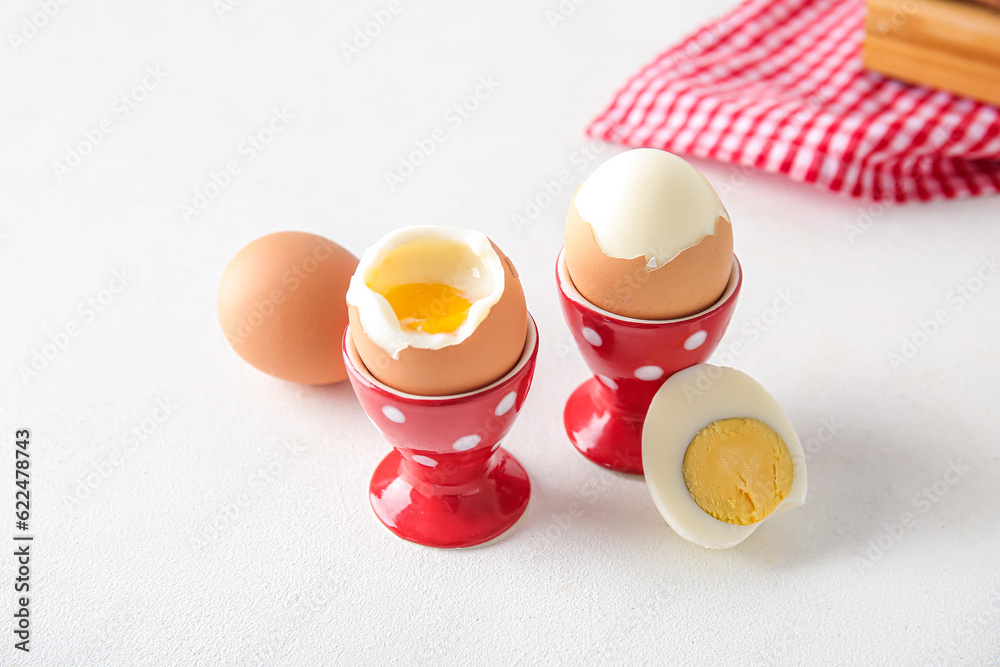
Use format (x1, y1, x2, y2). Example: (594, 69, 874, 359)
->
(555, 249, 742, 475)
(343, 316, 538, 549)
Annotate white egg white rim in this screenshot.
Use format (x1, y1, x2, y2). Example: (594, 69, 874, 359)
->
(640, 364, 807, 549)
(344, 314, 537, 402)
(346, 225, 506, 357)
(556, 248, 741, 325)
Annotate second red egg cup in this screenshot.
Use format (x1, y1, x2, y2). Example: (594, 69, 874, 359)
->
(555, 249, 743, 475)
(343, 316, 538, 548)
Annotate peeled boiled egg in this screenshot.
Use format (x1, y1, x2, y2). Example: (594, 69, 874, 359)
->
(564, 148, 733, 320)
(217, 231, 358, 385)
(346, 226, 527, 396)
(642, 364, 807, 549)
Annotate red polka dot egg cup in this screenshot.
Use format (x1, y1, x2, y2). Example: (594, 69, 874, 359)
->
(343, 316, 538, 548)
(555, 249, 742, 475)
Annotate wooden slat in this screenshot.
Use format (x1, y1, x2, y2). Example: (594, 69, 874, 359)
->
(867, 0, 1000, 64)
(864, 0, 1000, 105)
(864, 31, 1000, 105)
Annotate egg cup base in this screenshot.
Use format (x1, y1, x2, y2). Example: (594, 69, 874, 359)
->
(369, 447, 530, 549)
(564, 377, 645, 475)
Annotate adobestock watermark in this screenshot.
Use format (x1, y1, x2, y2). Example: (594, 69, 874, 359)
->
(873, 0, 929, 36)
(527, 468, 619, 556)
(679, 287, 800, 402)
(510, 139, 608, 234)
(247, 576, 343, 666)
(214, 0, 249, 21)
(855, 458, 971, 573)
(799, 415, 844, 462)
(417, 615, 483, 662)
(179, 107, 293, 223)
(926, 588, 1000, 667)
(755, 621, 807, 666)
(226, 236, 344, 346)
(368, 408, 519, 473)
(678, 18, 731, 63)
(92, 607, 138, 655)
(713, 162, 759, 201)
(641, 85, 834, 203)
(18, 267, 134, 384)
(713, 87, 834, 192)
(554, 332, 580, 363)
(191, 438, 308, 551)
(50, 65, 168, 182)
(340, 0, 412, 63)
(60, 396, 179, 520)
(844, 127, 953, 243)
(7, 0, 71, 53)
(671, 86, 834, 206)
(545, 0, 591, 31)
(888, 254, 999, 371)
(842, 174, 924, 243)
(384, 75, 501, 192)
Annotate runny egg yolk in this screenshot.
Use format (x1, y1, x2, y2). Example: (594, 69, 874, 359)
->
(682, 417, 794, 525)
(382, 283, 472, 334)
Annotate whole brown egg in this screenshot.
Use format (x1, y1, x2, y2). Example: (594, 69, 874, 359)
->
(217, 231, 358, 384)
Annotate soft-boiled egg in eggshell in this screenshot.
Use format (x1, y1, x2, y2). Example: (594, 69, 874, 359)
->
(564, 148, 734, 320)
(642, 364, 807, 549)
(346, 226, 528, 397)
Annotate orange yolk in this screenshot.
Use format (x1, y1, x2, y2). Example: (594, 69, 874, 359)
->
(382, 283, 472, 334)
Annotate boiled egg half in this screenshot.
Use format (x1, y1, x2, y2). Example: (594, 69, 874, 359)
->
(642, 364, 807, 548)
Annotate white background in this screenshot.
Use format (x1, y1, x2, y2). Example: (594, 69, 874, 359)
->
(2, 0, 999, 665)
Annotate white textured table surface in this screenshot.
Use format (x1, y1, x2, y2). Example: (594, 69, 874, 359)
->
(2, 1, 999, 665)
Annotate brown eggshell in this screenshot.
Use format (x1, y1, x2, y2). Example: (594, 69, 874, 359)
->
(217, 231, 358, 385)
(564, 199, 733, 320)
(349, 242, 528, 396)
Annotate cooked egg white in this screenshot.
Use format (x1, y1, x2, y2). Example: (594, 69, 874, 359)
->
(574, 148, 729, 268)
(346, 226, 505, 358)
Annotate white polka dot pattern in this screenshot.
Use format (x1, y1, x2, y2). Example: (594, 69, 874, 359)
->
(684, 330, 708, 350)
(597, 375, 619, 390)
(634, 366, 664, 381)
(495, 391, 517, 416)
(581, 327, 603, 346)
(452, 435, 481, 451)
(411, 455, 437, 467)
(382, 406, 406, 423)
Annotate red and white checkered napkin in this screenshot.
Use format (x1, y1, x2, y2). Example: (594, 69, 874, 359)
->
(587, 0, 1000, 202)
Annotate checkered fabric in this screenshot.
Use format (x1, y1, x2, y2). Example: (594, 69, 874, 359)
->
(587, 0, 1000, 202)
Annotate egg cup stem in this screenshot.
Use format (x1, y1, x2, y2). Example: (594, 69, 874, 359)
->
(396, 447, 494, 489)
(563, 378, 653, 475)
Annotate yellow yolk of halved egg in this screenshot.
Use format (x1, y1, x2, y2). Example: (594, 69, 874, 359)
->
(682, 417, 794, 525)
(382, 283, 472, 334)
